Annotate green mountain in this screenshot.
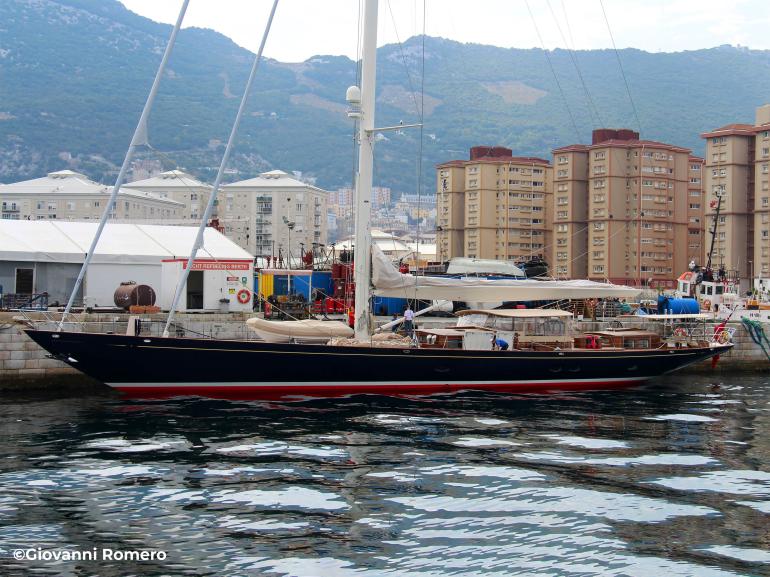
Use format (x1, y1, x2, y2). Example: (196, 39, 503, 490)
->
(2, 0, 770, 194)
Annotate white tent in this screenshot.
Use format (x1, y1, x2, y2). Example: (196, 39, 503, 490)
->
(0, 221, 252, 263)
(0, 221, 253, 307)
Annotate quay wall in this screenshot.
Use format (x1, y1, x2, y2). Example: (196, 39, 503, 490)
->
(0, 311, 257, 390)
(1, 312, 769, 390)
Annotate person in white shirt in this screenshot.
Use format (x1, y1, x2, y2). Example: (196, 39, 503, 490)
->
(403, 305, 415, 336)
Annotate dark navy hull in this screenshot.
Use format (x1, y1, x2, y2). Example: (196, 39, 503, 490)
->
(25, 329, 730, 399)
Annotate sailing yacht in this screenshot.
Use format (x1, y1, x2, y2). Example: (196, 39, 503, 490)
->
(25, 0, 731, 397)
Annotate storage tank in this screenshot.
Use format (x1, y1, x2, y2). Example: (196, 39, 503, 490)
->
(658, 295, 699, 315)
(114, 281, 156, 310)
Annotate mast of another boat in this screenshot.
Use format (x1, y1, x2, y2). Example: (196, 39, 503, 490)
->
(350, 0, 378, 340)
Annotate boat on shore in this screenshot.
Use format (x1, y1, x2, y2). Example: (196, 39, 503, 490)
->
(24, 0, 731, 398)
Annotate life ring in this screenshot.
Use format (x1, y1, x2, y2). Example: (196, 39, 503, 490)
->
(673, 327, 687, 338)
(717, 330, 730, 344)
(264, 301, 272, 316)
(237, 289, 251, 304)
(703, 299, 711, 311)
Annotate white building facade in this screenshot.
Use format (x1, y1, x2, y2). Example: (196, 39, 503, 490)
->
(220, 170, 328, 261)
(123, 170, 213, 221)
(0, 170, 184, 221)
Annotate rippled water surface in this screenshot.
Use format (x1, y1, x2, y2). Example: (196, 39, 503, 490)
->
(1, 374, 769, 576)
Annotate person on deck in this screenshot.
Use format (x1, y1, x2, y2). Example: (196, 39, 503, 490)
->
(491, 336, 509, 351)
(403, 305, 415, 336)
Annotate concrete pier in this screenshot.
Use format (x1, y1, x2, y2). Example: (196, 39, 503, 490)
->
(1, 311, 768, 390)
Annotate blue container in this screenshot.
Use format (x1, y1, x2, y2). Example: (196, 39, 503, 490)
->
(658, 296, 699, 314)
(310, 271, 334, 297)
(372, 296, 408, 316)
(273, 275, 289, 296)
(291, 274, 313, 300)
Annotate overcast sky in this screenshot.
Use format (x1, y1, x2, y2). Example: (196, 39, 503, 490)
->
(119, 0, 770, 62)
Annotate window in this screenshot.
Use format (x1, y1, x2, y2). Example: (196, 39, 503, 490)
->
(557, 169, 568, 178)
(592, 265, 605, 273)
(594, 222, 605, 231)
(557, 224, 568, 232)
(557, 156, 568, 164)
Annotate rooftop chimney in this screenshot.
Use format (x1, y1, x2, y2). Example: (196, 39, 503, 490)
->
(591, 128, 639, 145)
(469, 146, 513, 160)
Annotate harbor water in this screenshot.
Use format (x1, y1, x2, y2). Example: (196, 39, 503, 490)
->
(0, 375, 769, 576)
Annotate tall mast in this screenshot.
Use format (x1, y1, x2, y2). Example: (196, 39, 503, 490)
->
(352, 0, 378, 340)
(58, 0, 190, 330)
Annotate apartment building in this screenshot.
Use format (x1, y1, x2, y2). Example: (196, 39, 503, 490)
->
(702, 104, 770, 282)
(552, 130, 693, 286)
(124, 170, 212, 220)
(550, 145, 589, 278)
(687, 157, 706, 266)
(220, 170, 328, 260)
(436, 146, 552, 262)
(0, 170, 184, 221)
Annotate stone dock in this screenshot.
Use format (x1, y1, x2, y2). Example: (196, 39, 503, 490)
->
(1, 311, 768, 391)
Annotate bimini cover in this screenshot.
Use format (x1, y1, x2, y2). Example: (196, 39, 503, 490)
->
(371, 245, 640, 302)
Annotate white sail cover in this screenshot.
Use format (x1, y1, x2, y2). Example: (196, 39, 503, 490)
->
(371, 246, 640, 302)
(246, 318, 353, 343)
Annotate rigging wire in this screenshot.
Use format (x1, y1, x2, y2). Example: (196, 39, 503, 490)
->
(545, 0, 603, 128)
(415, 0, 426, 269)
(386, 0, 422, 119)
(598, 0, 642, 133)
(523, 0, 581, 142)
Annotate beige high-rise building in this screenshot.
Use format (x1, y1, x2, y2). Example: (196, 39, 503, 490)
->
(687, 156, 706, 266)
(0, 170, 184, 221)
(436, 146, 552, 263)
(552, 130, 693, 287)
(702, 104, 770, 282)
(551, 145, 588, 278)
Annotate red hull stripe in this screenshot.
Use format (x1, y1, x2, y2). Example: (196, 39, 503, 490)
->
(111, 377, 649, 399)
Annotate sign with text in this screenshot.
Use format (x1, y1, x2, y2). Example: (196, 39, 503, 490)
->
(182, 261, 251, 271)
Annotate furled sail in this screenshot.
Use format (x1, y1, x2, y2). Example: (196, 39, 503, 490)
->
(371, 245, 640, 302)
